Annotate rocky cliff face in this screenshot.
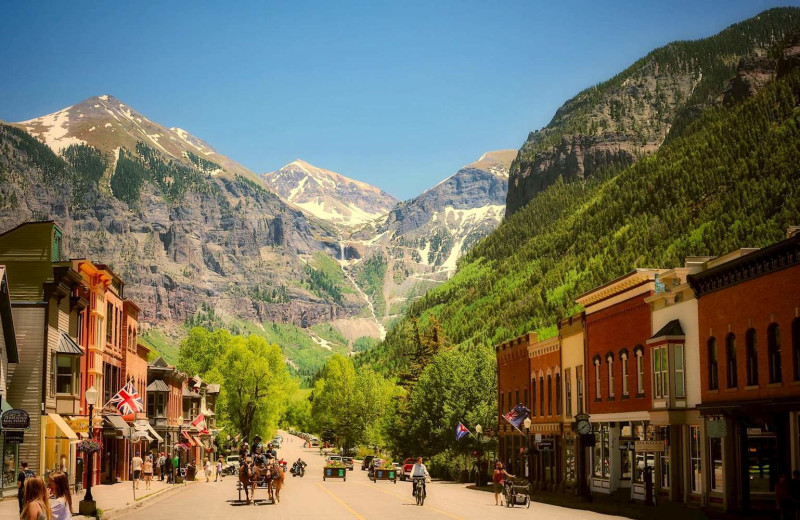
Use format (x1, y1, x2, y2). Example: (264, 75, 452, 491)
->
(0, 117, 363, 331)
(506, 8, 800, 217)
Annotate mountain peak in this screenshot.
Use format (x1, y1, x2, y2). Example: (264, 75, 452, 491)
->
(263, 160, 398, 227)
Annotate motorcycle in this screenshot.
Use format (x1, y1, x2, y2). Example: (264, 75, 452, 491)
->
(291, 462, 305, 477)
(223, 464, 238, 476)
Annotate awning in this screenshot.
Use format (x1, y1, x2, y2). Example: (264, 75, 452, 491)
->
(145, 422, 164, 443)
(1, 397, 12, 413)
(47, 413, 79, 442)
(133, 431, 154, 442)
(182, 431, 198, 446)
(56, 331, 84, 355)
(104, 414, 130, 434)
(192, 435, 203, 448)
(146, 379, 170, 392)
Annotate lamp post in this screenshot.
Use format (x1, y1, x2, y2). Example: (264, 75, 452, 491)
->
(80, 386, 98, 515)
(523, 417, 532, 484)
(177, 416, 184, 480)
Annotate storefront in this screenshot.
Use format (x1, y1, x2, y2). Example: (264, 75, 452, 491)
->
(42, 413, 79, 482)
(589, 415, 651, 496)
(530, 430, 561, 490)
(102, 414, 130, 483)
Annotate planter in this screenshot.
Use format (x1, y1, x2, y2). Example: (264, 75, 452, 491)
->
(371, 468, 397, 483)
(323, 466, 347, 481)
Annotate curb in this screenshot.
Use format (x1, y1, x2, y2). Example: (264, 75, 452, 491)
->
(92, 481, 196, 520)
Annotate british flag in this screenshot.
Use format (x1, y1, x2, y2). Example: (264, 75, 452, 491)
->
(109, 381, 144, 418)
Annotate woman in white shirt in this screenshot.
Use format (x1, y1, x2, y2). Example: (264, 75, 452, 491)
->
(47, 471, 71, 520)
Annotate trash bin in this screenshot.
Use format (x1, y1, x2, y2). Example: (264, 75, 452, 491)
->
(186, 464, 196, 481)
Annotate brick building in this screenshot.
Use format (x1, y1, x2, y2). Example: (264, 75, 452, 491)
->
(577, 269, 662, 499)
(496, 333, 533, 476)
(689, 230, 800, 512)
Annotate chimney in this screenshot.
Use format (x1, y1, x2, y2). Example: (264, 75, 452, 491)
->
(787, 226, 800, 239)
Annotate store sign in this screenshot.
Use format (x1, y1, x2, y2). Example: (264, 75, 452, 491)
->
(536, 440, 555, 451)
(66, 417, 89, 434)
(746, 427, 762, 436)
(1, 409, 30, 430)
(4, 430, 24, 444)
(619, 440, 636, 451)
(707, 421, 726, 438)
(635, 440, 665, 452)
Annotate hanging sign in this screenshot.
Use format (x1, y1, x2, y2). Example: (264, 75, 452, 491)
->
(707, 421, 726, 438)
(1, 409, 30, 430)
(635, 440, 665, 452)
(4, 430, 24, 444)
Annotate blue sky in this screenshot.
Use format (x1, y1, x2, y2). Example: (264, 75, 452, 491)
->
(1, 0, 798, 200)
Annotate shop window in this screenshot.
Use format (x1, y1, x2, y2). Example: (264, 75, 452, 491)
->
(793, 319, 800, 381)
(564, 435, 576, 484)
(593, 424, 609, 479)
(653, 345, 668, 398)
(726, 333, 737, 388)
(606, 354, 614, 398)
(594, 357, 601, 400)
(565, 369, 572, 417)
(659, 426, 670, 489)
(621, 351, 629, 396)
(56, 355, 80, 395)
(710, 437, 723, 492)
(690, 425, 702, 493)
(747, 434, 777, 493)
(746, 328, 758, 386)
(708, 338, 719, 390)
(674, 344, 685, 398)
(768, 324, 782, 384)
(633, 424, 651, 483)
(635, 347, 645, 395)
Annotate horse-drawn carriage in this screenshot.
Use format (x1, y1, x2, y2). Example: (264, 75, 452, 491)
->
(237, 458, 285, 504)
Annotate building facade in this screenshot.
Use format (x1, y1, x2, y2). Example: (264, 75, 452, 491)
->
(0, 267, 20, 497)
(528, 334, 563, 490)
(578, 269, 662, 499)
(689, 232, 800, 512)
(496, 333, 533, 476)
(558, 312, 586, 494)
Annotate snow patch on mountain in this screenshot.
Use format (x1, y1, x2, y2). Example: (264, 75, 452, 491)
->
(20, 107, 86, 152)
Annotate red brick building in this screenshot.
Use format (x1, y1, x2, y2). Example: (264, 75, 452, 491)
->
(689, 230, 800, 512)
(577, 269, 662, 498)
(496, 333, 533, 476)
(528, 333, 562, 489)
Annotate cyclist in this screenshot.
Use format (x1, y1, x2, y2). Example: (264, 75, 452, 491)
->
(410, 457, 430, 498)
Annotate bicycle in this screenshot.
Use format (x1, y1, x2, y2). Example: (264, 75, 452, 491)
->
(412, 477, 426, 506)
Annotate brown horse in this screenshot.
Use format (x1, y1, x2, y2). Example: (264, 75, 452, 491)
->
(268, 462, 285, 503)
(239, 460, 256, 504)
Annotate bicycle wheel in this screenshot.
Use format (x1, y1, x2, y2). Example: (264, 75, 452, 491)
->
(415, 492, 421, 506)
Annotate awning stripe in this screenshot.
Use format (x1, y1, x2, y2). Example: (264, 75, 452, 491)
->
(47, 413, 79, 441)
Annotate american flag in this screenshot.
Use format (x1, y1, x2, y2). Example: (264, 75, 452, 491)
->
(109, 381, 144, 417)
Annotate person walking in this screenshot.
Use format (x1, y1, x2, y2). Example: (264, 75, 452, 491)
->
(20, 475, 52, 520)
(157, 453, 166, 481)
(17, 461, 34, 514)
(131, 453, 143, 490)
(47, 471, 72, 520)
(493, 461, 515, 506)
(215, 457, 223, 482)
(142, 456, 154, 490)
(203, 458, 211, 482)
(165, 455, 174, 484)
(172, 453, 179, 482)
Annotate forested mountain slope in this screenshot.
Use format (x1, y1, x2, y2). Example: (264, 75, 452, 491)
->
(506, 7, 800, 217)
(360, 65, 800, 375)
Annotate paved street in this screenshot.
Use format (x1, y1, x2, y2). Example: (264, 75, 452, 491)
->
(117, 432, 631, 520)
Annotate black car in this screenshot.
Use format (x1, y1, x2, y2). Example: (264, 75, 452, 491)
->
(361, 455, 375, 470)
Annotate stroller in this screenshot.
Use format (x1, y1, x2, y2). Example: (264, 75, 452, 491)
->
(503, 479, 531, 508)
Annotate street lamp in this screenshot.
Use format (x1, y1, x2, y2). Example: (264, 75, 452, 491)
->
(523, 418, 532, 483)
(177, 416, 185, 477)
(80, 386, 98, 513)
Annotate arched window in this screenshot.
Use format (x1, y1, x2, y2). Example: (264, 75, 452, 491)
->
(746, 329, 758, 386)
(556, 372, 562, 415)
(540, 374, 545, 415)
(620, 350, 630, 397)
(606, 353, 615, 399)
(708, 338, 719, 390)
(547, 374, 553, 416)
(792, 318, 800, 381)
(634, 346, 645, 395)
(726, 333, 737, 388)
(593, 356, 602, 400)
(768, 324, 782, 384)
(531, 377, 537, 417)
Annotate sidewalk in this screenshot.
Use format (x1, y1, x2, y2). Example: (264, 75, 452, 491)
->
(1, 476, 197, 519)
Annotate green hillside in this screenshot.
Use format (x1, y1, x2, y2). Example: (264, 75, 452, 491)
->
(360, 68, 800, 374)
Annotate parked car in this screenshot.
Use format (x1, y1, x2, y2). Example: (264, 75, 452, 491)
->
(361, 455, 375, 470)
(271, 438, 282, 448)
(342, 457, 354, 471)
(400, 458, 416, 481)
(326, 455, 343, 465)
(310, 437, 320, 447)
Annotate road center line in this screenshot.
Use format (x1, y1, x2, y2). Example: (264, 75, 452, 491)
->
(316, 481, 365, 520)
(357, 482, 465, 520)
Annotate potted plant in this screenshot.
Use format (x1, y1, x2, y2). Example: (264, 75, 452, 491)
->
(323, 460, 347, 481)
